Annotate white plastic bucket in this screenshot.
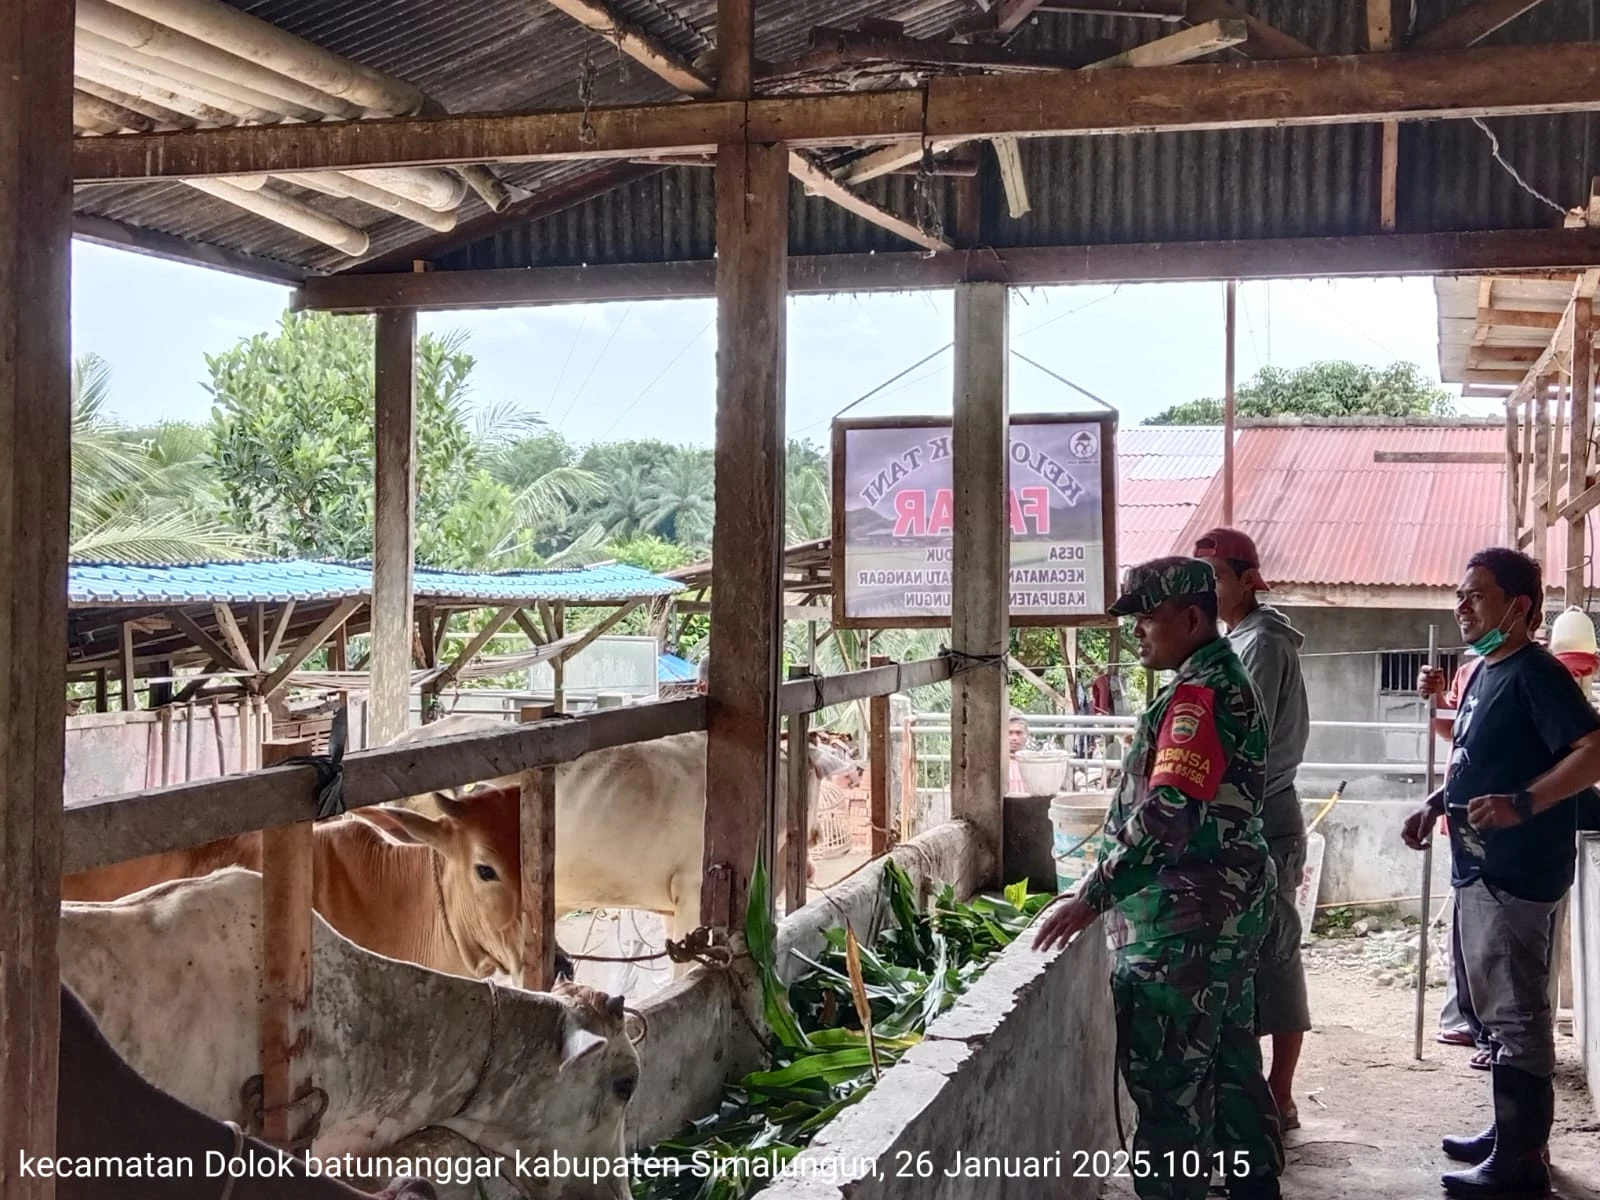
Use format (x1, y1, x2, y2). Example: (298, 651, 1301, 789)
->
(1015, 748, 1069, 796)
(1050, 792, 1112, 893)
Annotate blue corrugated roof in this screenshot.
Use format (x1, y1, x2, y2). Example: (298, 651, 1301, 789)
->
(68, 559, 684, 607)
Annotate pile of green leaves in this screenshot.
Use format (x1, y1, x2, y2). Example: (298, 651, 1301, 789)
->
(631, 861, 1052, 1199)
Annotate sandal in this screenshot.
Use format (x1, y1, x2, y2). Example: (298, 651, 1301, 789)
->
(1469, 1049, 1492, 1071)
(1438, 1030, 1477, 1047)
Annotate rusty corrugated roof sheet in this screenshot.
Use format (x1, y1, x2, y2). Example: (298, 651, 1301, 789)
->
(1117, 426, 1223, 569)
(1173, 421, 1516, 588)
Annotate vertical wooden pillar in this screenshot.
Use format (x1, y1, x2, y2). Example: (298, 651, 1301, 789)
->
(868, 654, 892, 857)
(1, 6, 75, 1182)
(120, 622, 138, 711)
(1532, 384, 1552, 567)
(1368, 0, 1401, 231)
(1505, 397, 1521, 544)
(372, 309, 417, 744)
(1222, 279, 1237, 525)
(701, 134, 789, 933)
(553, 603, 567, 713)
(785, 665, 812, 913)
(259, 737, 316, 1151)
(950, 282, 1010, 877)
(519, 759, 558, 992)
(95, 669, 109, 714)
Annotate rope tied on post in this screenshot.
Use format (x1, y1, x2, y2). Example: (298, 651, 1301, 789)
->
(943, 647, 1010, 679)
(563, 924, 737, 971)
(277, 704, 348, 820)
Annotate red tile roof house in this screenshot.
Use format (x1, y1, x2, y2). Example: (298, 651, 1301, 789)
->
(1126, 415, 1594, 791)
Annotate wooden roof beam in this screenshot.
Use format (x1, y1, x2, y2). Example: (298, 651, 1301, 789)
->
(1510, 270, 1600, 404)
(75, 43, 1600, 181)
(541, 0, 950, 250)
(1182, 0, 1316, 58)
(840, 19, 1248, 185)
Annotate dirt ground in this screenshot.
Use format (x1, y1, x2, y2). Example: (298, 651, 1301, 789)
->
(1103, 937, 1600, 1200)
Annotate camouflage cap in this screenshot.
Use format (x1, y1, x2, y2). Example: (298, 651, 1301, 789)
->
(1108, 556, 1217, 616)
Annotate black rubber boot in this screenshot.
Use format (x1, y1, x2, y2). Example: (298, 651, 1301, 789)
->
(1442, 1124, 1496, 1164)
(1441, 1064, 1553, 1198)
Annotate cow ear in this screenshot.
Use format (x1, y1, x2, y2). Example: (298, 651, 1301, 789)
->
(358, 805, 451, 850)
(560, 1025, 607, 1073)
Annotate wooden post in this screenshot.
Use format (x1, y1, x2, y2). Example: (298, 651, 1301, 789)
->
(949, 281, 1010, 875)
(1532, 384, 1552, 565)
(785, 665, 812, 913)
(184, 701, 196, 781)
(372, 308, 416, 744)
(1368, 0, 1400, 231)
(1223, 279, 1237, 525)
(519, 763, 558, 992)
(121, 621, 137, 711)
(1505, 397, 1521, 543)
(869, 654, 892, 857)
(553, 603, 567, 712)
(259, 736, 316, 1151)
(95, 668, 109, 713)
(0, 0, 73, 1185)
(701, 126, 789, 931)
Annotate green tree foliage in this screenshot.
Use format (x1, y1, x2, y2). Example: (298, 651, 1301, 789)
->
(1146, 360, 1454, 426)
(206, 312, 597, 568)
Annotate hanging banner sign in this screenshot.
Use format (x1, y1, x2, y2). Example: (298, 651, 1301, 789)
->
(831, 413, 1118, 628)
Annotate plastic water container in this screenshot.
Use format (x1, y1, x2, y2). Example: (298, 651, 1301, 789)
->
(1050, 792, 1112, 893)
(1014, 748, 1069, 796)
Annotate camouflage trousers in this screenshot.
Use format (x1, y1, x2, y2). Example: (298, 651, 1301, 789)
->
(1111, 899, 1285, 1199)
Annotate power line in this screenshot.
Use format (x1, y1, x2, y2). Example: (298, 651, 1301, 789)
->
(554, 303, 634, 432)
(596, 317, 713, 440)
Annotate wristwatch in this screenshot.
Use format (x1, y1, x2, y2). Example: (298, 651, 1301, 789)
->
(1511, 789, 1535, 819)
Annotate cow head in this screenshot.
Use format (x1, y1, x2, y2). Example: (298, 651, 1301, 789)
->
(446, 982, 641, 1200)
(772, 736, 862, 881)
(358, 784, 525, 982)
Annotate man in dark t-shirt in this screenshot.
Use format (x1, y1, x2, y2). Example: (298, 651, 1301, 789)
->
(1402, 548, 1600, 1200)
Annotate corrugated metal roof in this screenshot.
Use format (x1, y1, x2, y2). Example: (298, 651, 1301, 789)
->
(1117, 425, 1223, 568)
(71, 0, 1600, 277)
(1173, 423, 1516, 588)
(68, 558, 683, 607)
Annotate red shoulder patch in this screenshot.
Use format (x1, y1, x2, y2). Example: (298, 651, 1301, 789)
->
(1149, 683, 1225, 801)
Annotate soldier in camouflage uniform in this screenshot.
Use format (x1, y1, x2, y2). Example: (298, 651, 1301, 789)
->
(1034, 557, 1284, 1200)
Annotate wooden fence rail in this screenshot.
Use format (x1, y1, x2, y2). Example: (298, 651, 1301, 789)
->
(62, 657, 955, 876)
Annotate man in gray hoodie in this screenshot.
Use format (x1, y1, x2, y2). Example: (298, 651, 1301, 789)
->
(1195, 528, 1311, 1132)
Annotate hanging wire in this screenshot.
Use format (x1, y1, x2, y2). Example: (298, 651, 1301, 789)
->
(1471, 118, 1569, 218)
(1010, 350, 1116, 412)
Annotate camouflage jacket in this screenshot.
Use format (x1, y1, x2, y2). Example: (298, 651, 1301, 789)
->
(1077, 635, 1271, 946)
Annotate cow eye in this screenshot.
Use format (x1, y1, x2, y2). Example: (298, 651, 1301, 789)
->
(475, 864, 497, 882)
(613, 1074, 637, 1102)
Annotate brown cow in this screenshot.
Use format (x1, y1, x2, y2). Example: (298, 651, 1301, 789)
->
(62, 784, 538, 982)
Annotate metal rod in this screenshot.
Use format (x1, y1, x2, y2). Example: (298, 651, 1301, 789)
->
(1223, 278, 1237, 526)
(1413, 623, 1439, 1060)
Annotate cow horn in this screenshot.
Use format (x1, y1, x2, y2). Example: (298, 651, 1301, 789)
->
(431, 790, 465, 818)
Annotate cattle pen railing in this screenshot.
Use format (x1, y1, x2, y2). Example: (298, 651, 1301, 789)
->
(59, 654, 954, 1151)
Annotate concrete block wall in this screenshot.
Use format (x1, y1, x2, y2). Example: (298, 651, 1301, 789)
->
(761, 917, 1118, 1200)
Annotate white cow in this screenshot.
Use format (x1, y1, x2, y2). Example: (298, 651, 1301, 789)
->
(60, 868, 639, 1200)
(388, 718, 856, 966)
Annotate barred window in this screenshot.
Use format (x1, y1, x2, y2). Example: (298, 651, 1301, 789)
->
(1379, 649, 1461, 694)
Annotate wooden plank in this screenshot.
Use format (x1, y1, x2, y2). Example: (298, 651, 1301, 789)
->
(1182, 0, 1317, 58)
(1413, 0, 1549, 51)
(371, 308, 416, 745)
(297, 227, 1600, 312)
(1478, 305, 1568, 330)
(868, 655, 892, 857)
(1038, 0, 1186, 15)
(265, 600, 296, 664)
(162, 605, 242, 671)
(784, 666, 812, 912)
(718, 0, 753, 100)
(513, 608, 546, 646)
(950, 282, 1010, 877)
(258, 738, 316, 1150)
(62, 697, 708, 875)
(840, 20, 1250, 184)
(1568, 301, 1593, 601)
(433, 605, 520, 692)
(552, 604, 567, 712)
(701, 137, 788, 934)
(260, 597, 362, 697)
(547, 0, 712, 94)
(788, 149, 951, 251)
(992, 137, 1031, 219)
(72, 43, 1600, 181)
(1549, 378, 1568, 516)
(1532, 388, 1552, 566)
(120, 621, 138, 710)
(519, 765, 558, 991)
(994, 0, 1049, 35)
(557, 601, 643, 666)
(1559, 478, 1600, 522)
(212, 604, 257, 674)
(0, 0, 72, 1185)
(780, 656, 954, 714)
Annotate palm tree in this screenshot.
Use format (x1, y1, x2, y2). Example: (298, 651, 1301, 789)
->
(643, 448, 714, 547)
(597, 461, 658, 538)
(69, 353, 257, 563)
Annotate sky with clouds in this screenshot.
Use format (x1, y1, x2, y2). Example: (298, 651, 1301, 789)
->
(71, 239, 1490, 447)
